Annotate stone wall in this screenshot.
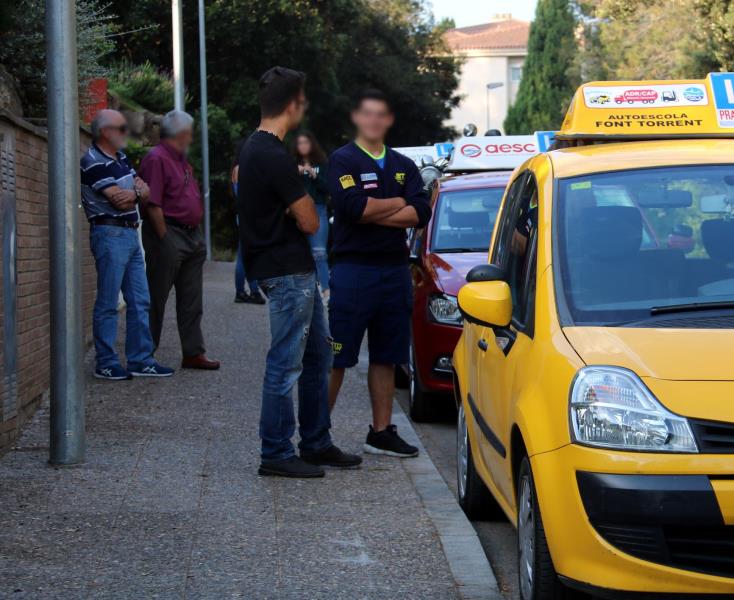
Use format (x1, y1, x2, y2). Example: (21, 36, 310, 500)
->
(0, 110, 95, 453)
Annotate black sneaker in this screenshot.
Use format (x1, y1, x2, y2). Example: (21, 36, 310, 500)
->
(364, 425, 419, 458)
(301, 445, 363, 469)
(234, 291, 250, 303)
(258, 456, 325, 478)
(246, 290, 266, 305)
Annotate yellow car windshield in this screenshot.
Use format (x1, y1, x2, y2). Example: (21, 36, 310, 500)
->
(556, 164, 734, 325)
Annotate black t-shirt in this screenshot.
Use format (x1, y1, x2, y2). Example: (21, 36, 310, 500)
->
(237, 130, 314, 280)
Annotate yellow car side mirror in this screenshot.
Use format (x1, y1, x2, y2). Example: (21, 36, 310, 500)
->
(458, 281, 512, 328)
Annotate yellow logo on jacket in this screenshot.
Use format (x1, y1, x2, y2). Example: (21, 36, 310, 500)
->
(340, 174, 355, 189)
(395, 172, 406, 184)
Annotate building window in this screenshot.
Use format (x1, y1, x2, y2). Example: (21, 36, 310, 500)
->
(511, 66, 523, 82)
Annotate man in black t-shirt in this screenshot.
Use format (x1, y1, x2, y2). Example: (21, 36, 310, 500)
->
(238, 67, 361, 478)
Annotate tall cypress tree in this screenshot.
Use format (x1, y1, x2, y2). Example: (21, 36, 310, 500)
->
(504, 0, 578, 134)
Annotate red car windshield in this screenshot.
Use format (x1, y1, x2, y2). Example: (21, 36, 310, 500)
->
(431, 187, 505, 253)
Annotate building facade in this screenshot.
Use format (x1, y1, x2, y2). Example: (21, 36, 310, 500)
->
(444, 16, 529, 135)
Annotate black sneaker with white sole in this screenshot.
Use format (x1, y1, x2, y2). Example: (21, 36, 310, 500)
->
(364, 425, 419, 458)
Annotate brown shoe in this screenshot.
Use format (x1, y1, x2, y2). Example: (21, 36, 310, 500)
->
(181, 354, 220, 370)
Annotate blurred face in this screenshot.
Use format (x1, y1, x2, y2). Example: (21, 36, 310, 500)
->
(351, 99, 394, 144)
(286, 91, 308, 130)
(172, 127, 194, 153)
(101, 111, 129, 151)
(297, 135, 312, 159)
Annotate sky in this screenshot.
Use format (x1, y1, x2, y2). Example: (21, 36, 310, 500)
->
(430, 0, 538, 26)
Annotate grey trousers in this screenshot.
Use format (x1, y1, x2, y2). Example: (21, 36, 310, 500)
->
(142, 221, 206, 358)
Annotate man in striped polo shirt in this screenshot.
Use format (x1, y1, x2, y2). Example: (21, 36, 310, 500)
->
(80, 109, 173, 380)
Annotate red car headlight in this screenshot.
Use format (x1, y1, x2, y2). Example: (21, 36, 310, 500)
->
(428, 294, 462, 325)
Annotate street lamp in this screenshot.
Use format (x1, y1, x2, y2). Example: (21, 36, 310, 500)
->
(172, 0, 184, 110)
(47, 0, 85, 465)
(485, 82, 504, 133)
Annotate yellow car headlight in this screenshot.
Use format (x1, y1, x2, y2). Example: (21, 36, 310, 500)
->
(570, 366, 698, 453)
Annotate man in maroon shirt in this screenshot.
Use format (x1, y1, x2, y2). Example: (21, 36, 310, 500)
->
(138, 110, 219, 370)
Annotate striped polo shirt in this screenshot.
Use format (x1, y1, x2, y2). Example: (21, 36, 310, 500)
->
(80, 144, 139, 222)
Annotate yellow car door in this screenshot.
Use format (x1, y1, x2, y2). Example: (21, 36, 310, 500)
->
(474, 171, 539, 508)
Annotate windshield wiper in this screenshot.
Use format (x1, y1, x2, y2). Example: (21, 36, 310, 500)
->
(435, 248, 486, 253)
(650, 301, 734, 316)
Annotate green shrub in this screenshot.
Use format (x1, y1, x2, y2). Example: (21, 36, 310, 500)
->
(109, 61, 184, 114)
(123, 139, 150, 170)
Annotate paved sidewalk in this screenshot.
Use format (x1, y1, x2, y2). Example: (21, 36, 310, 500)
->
(0, 262, 462, 599)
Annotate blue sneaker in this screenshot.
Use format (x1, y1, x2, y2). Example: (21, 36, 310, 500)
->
(94, 365, 131, 380)
(128, 362, 175, 378)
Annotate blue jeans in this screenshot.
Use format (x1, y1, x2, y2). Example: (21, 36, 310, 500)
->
(308, 204, 330, 292)
(258, 271, 333, 460)
(235, 242, 259, 295)
(89, 224, 155, 370)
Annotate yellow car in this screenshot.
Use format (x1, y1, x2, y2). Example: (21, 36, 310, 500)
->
(454, 75, 734, 599)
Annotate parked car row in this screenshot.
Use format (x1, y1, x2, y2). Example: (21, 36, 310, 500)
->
(406, 75, 734, 600)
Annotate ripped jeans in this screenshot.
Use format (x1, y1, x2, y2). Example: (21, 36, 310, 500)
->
(258, 271, 333, 460)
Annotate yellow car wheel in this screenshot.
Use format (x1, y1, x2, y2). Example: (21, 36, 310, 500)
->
(517, 457, 572, 600)
(456, 403, 503, 520)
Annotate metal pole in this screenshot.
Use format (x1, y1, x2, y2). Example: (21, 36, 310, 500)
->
(172, 0, 185, 110)
(198, 0, 211, 260)
(485, 87, 490, 132)
(47, 0, 85, 465)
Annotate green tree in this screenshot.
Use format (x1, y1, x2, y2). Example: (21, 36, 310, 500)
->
(109, 0, 460, 251)
(109, 0, 458, 149)
(504, 0, 579, 134)
(575, 0, 717, 81)
(695, 0, 734, 70)
(0, 0, 116, 118)
(188, 104, 243, 251)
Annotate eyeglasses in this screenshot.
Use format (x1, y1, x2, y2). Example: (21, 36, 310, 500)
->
(106, 124, 128, 134)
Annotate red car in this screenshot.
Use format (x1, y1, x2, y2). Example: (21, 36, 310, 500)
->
(405, 171, 512, 421)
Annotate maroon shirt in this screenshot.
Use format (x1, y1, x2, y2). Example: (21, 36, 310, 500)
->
(138, 142, 203, 226)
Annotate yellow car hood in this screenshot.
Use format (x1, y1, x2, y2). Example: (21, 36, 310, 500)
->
(564, 327, 734, 420)
(563, 327, 734, 381)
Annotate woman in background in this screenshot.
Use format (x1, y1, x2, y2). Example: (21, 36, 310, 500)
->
(294, 131, 330, 299)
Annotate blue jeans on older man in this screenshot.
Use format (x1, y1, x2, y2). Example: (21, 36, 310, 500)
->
(258, 270, 333, 460)
(90, 224, 156, 371)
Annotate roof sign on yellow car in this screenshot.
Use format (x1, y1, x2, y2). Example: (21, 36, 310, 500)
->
(557, 73, 734, 140)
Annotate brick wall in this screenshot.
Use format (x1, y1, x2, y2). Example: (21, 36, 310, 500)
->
(0, 111, 95, 453)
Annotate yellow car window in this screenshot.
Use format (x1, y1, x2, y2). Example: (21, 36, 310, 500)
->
(557, 164, 734, 325)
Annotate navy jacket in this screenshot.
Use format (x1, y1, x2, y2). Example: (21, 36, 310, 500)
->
(327, 142, 431, 265)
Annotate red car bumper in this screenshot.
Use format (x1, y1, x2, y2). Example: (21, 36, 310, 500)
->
(412, 316, 461, 395)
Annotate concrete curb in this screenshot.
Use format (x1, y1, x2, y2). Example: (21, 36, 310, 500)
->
(393, 409, 504, 600)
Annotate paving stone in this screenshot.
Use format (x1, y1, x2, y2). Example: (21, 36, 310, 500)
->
(0, 263, 460, 598)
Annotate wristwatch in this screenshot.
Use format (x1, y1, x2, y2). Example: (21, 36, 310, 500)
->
(134, 187, 141, 201)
